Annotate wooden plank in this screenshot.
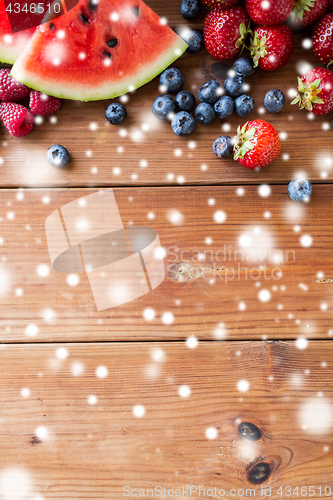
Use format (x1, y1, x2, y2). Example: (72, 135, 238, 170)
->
(1, 22, 332, 187)
(0, 341, 332, 500)
(1, 185, 333, 341)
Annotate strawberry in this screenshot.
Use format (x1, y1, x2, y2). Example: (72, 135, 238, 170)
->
(233, 120, 281, 169)
(29, 90, 62, 116)
(203, 6, 249, 60)
(288, 0, 328, 28)
(312, 13, 333, 66)
(0, 68, 30, 102)
(0, 102, 34, 137)
(200, 0, 238, 8)
(291, 67, 333, 115)
(249, 25, 294, 71)
(245, 0, 293, 25)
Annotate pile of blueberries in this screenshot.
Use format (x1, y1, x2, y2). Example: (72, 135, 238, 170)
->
(152, 57, 255, 136)
(151, 57, 286, 142)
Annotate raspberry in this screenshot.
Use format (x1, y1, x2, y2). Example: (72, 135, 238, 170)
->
(0, 68, 30, 102)
(29, 90, 61, 116)
(0, 102, 34, 137)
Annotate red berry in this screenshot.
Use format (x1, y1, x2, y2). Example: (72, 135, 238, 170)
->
(0, 102, 34, 137)
(291, 67, 333, 116)
(250, 25, 294, 71)
(200, 0, 238, 8)
(245, 0, 293, 25)
(233, 120, 281, 169)
(29, 90, 61, 116)
(203, 6, 249, 60)
(312, 13, 333, 66)
(0, 68, 30, 102)
(289, 0, 328, 28)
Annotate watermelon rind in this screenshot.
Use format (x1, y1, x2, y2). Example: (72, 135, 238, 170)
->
(0, 30, 35, 65)
(0, 44, 18, 65)
(11, 33, 188, 101)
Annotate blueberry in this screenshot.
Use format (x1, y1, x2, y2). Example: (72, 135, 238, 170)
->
(180, 0, 201, 20)
(180, 29, 204, 54)
(159, 68, 184, 93)
(212, 136, 233, 158)
(288, 179, 312, 202)
(214, 96, 234, 119)
(233, 57, 255, 77)
(171, 111, 195, 136)
(195, 102, 215, 124)
(175, 91, 196, 112)
(105, 102, 127, 124)
(152, 95, 177, 120)
(263, 89, 285, 113)
(47, 145, 70, 168)
(235, 95, 255, 117)
(198, 80, 223, 104)
(224, 75, 246, 98)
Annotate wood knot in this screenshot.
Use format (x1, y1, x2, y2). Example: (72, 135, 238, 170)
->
(247, 461, 271, 484)
(238, 422, 262, 441)
(30, 436, 42, 445)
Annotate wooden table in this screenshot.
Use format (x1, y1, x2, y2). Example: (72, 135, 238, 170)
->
(1, 1, 333, 498)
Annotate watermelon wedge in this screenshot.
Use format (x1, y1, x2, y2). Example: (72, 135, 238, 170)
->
(11, 0, 188, 101)
(0, 0, 36, 64)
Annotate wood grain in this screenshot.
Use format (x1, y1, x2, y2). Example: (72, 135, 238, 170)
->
(1, 11, 332, 187)
(1, 185, 333, 342)
(0, 341, 332, 500)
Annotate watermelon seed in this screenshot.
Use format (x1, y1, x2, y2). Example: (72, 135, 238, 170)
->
(49, 22, 55, 30)
(132, 6, 139, 16)
(107, 38, 118, 48)
(103, 51, 112, 58)
(80, 13, 90, 24)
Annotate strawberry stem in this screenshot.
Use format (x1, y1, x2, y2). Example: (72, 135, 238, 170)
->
(291, 0, 316, 22)
(291, 76, 324, 111)
(233, 122, 257, 161)
(235, 21, 252, 51)
(249, 31, 268, 68)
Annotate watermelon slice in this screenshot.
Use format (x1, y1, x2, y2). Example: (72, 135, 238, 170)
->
(11, 0, 188, 101)
(0, 0, 36, 64)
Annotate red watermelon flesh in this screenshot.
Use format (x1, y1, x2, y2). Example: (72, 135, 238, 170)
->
(11, 0, 188, 101)
(0, 0, 36, 63)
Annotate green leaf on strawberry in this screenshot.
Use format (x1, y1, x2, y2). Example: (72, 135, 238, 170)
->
(291, 75, 324, 111)
(235, 22, 252, 50)
(233, 123, 257, 161)
(249, 32, 268, 68)
(291, 0, 316, 22)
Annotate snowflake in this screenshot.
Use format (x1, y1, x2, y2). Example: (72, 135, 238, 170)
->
(258, 289, 271, 302)
(214, 210, 226, 224)
(237, 380, 249, 392)
(143, 308, 155, 321)
(133, 404, 145, 418)
(96, 366, 108, 378)
(178, 386, 191, 398)
(161, 312, 174, 325)
(205, 427, 218, 440)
